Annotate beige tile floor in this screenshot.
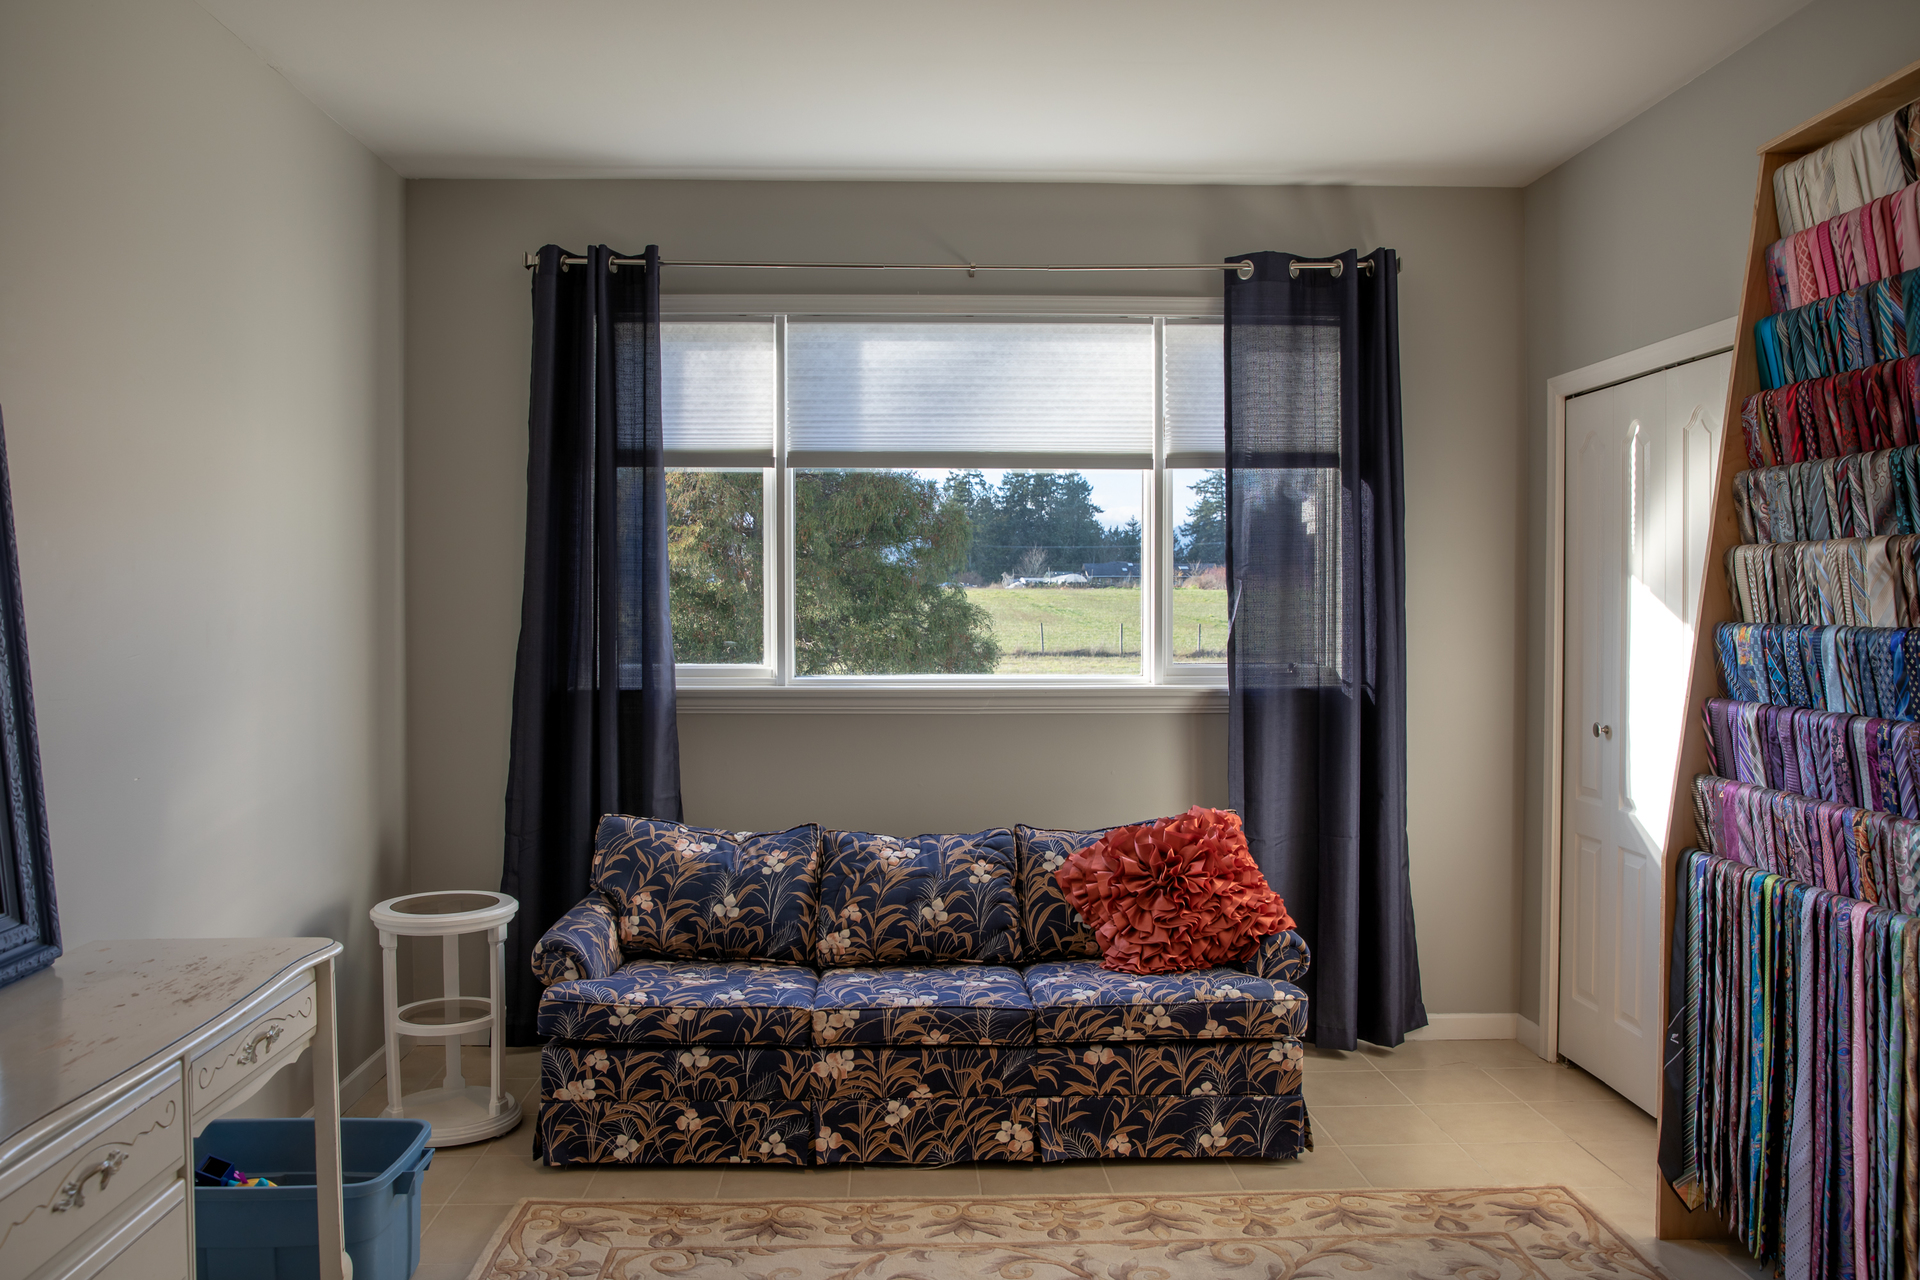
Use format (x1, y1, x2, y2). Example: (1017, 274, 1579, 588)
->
(356, 1039, 1769, 1280)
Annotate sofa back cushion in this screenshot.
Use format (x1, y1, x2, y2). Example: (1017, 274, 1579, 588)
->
(1014, 824, 1112, 962)
(816, 828, 1021, 965)
(590, 816, 821, 966)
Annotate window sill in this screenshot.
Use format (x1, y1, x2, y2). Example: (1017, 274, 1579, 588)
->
(674, 683, 1228, 714)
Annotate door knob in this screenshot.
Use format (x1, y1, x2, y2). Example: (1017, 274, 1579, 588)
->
(1592, 723, 1612, 739)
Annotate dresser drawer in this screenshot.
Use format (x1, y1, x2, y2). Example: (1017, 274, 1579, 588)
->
(83, 1187, 187, 1280)
(0, 1067, 185, 1280)
(190, 980, 317, 1115)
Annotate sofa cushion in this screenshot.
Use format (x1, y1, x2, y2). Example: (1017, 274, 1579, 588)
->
(816, 829, 1020, 965)
(591, 816, 821, 966)
(537, 960, 816, 1045)
(1014, 824, 1112, 962)
(811, 966, 1034, 1046)
(1022, 961, 1308, 1044)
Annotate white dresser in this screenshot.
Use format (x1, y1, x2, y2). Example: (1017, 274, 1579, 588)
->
(0, 940, 351, 1280)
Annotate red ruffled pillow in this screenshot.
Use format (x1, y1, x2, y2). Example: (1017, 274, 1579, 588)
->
(1054, 806, 1293, 975)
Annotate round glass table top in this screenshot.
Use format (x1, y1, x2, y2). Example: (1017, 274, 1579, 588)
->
(370, 889, 518, 933)
(389, 892, 501, 916)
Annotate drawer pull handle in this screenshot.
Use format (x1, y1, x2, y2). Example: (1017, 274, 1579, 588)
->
(236, 1023, 284, 1066)
(52, 1149, 128, 1212)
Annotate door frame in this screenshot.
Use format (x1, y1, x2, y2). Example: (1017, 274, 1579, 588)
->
(1533, 317, 1736, 1065)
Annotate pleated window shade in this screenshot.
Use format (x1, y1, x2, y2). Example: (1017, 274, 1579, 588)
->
(1164, 320, 1225, 466)
(786, 320, 1155, 466)
(662, 321, 778, 464)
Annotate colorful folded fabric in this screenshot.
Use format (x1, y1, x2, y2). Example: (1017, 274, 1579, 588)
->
(1690, 776, 1920, 913)
(1732, 448, 1920, 543)
(1724, 536, 1920, 627)
(1739, 355, 1920, 466)
(1702, 698, 1920, 817)
(1766, 181, 1920, 313)
(1772, 99, 1920, 237)
(1659, 848, 1915, 1278)
(1754, 269, 1920, 390)
(1713, 623, 1920, 721)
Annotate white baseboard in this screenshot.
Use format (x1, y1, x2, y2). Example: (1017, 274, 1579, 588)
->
(304, 1047, 388, 1118)
(1515, 1015, 1545, 1057)
(340, 1046, 387, 1109)
(1402, 1012, 1520, 1041)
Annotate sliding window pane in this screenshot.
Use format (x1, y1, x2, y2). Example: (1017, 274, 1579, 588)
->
(666, 470, 763, 664)
(1171, 468, 1228, 663)
(794, 468, 1145, 676)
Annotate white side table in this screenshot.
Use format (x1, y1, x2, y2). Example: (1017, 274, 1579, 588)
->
(370, 891, 522, 1148)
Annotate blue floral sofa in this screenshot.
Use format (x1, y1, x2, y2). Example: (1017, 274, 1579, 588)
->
(530, 816, 1311, 1166)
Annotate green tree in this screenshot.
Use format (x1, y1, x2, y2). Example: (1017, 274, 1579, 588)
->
(1101, 516, 1143, 563)
(1178, 469, 1226, 565)
(793, 470, 999, 674)
(942, 470, 1136, 580)
(666, 471, 764, 662)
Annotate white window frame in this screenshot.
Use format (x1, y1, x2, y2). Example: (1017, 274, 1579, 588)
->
(665, 295, 1227, 710)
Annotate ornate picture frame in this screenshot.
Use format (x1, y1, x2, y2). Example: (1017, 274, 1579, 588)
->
(0, 411, 58, 988)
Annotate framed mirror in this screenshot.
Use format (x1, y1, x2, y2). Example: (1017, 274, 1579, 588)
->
(0, 411, 58, 988)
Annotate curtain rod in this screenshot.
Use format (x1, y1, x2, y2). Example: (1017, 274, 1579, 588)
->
(522, 254, 1399, 278)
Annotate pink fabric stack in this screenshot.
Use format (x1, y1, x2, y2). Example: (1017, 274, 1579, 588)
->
(1766, 181, 1920, 314)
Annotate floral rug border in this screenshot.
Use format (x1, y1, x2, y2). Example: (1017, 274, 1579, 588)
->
(465, 1184, 1665, 1280)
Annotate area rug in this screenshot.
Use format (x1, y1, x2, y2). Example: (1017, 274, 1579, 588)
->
(465, 1186, 1664, 1278)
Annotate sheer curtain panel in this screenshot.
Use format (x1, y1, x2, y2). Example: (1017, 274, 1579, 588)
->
(501, 245, 682, 1044)
(1225, 249, 1426, 1050)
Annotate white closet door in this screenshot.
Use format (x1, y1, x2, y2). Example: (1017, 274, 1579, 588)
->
(1559, 350, 1728, 1112)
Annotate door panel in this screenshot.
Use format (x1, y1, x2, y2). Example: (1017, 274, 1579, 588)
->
(1559, 350, 1729, 1113)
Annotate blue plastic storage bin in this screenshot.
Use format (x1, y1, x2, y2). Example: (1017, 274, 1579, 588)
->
(194, 1118, 433, 1280)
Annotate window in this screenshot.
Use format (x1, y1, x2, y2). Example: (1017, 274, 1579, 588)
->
(662, 303, 1225, 687)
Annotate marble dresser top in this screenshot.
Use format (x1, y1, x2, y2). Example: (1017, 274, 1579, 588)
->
(0, 938, 335, 1145)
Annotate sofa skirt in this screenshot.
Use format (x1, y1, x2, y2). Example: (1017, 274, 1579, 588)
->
(814, 1093, 1310, 1164)
(536, 1041, 1312, 1166)
(538, 1097, 814, 1165)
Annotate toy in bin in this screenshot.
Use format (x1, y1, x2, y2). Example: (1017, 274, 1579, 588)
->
(196, 1155, 278, 1188)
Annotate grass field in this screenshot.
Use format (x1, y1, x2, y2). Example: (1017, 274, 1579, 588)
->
(964, 587, 1227, 674)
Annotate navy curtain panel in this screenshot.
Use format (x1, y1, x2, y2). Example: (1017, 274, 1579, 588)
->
(1225, 249, 1426, 1050)
(501, 244, 682, 1045)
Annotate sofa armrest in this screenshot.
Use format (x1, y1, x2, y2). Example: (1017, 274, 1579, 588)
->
(531, 894, 623, 986)
(1241, 929, 1311, 985)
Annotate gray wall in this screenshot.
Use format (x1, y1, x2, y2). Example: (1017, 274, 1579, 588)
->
(0, 0, 407, 1084)
(405, 179, 1528, 1018)
(1518, 0, 1920, 1022)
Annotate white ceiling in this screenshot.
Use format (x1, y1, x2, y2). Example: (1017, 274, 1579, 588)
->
(197, 0, 1810, 187)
